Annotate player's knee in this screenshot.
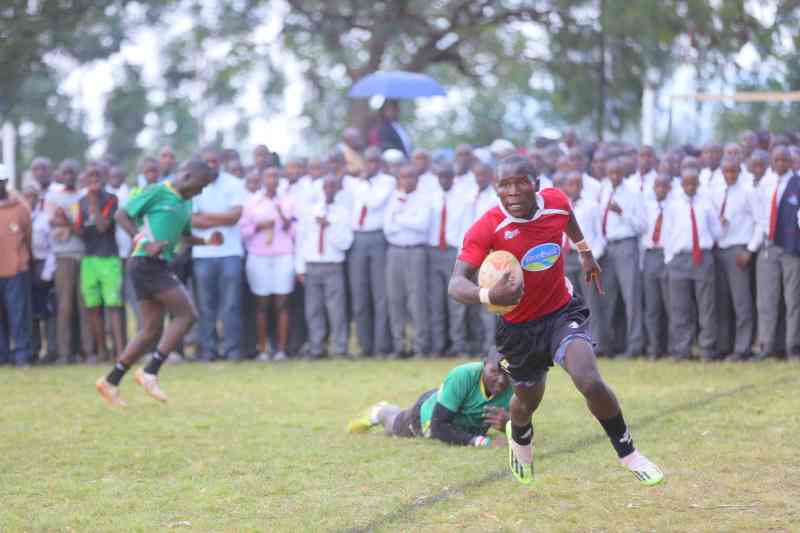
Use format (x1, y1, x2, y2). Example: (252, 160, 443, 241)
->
(141, 325, 162, 345)
(574, 374, 607, 400)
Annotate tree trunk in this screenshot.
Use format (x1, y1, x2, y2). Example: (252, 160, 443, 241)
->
(596, 0, 607, 141)
(348, 99, 373, 139)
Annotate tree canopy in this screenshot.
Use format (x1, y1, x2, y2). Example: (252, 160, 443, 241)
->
(1, 0, 794, 171)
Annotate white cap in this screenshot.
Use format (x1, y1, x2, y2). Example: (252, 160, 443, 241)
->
(0, 163, 8, 182)
(490, 139, 515, 158)
(382, 149, 406, 164)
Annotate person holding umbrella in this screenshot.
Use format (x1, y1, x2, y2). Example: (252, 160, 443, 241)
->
(369, 100, 412, 157)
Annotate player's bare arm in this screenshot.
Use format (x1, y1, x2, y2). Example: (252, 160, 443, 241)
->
(565, 211, 603, 294)
(183, 231, 224, 247)
(448, 260, 522, 307)
(114, 209, 138, 238)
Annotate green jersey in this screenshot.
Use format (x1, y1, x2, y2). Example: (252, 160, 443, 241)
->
(419, 362, 513, 437)
(123, 181, 192, 261)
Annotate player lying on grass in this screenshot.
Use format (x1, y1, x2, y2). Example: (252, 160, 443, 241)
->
(448, 155, 664, 486)
(96, 160, 223, 406)
(348, 348, 512, 448)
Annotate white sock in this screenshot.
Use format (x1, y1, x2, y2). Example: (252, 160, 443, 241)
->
(510, 438, 532, 464)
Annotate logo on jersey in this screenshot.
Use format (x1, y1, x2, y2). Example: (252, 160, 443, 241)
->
(520, 243, 561, 272)
(504, 229, 520, 240)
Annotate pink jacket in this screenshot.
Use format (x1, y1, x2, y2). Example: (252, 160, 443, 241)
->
(239, 192, 294, 256)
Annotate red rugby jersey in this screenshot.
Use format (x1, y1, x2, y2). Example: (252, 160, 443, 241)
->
(458, 188, 572, 324)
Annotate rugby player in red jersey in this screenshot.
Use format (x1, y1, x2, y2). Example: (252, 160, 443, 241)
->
(449, 156, 663, 486)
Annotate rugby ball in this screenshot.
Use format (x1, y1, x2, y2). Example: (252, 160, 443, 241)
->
(478, 250, 523, 315)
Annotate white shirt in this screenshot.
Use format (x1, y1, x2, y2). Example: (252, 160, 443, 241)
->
(281, 176, 317, 218)
(350, 173, 395, 231)
(709, 180, 760, 251)
(663, 192, 722, 264)
(311, 176, 357, 212)
(599, 183, 646, 241)
(192, 171, 247, 258)
(294, 199, 354, 274)
(641, 196, 669, 250)
(417, 172, 440, 195)
(626, 169, 657, 196)
(699, 167, 721, 191)
(582, 174, 604, 203)
(453, 172, 478, 198)
(570, 195, 606, 259)
(473, 186, 498, 220)
(106, 183, 132, 258)
(383, 189, 432, 247)
(427, 186, 474, 248)
(750, 171, 793, 250)
(539, 175, 554, 189)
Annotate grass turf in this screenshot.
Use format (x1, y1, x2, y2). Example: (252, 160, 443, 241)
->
(0, 358, 797, 532)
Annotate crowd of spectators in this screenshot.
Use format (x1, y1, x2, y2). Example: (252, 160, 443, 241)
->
(2, 122, 800, 367)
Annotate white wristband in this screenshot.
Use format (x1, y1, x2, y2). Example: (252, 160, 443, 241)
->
(479, 287, 491, 305)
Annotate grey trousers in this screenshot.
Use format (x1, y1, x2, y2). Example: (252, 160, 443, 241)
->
(304, 262, 349, 356)
(643, 248, 670, 356)
(597, 238, 645, 355)
(756, 244, 800, 355)
(386, 245, 429, 354)
(427, 247, 467, 354)
(667, 252, 716, 357)
(465, 302, 487, 354)
(348, 231, 391, 355)
(564, 251, 584, 299)
(715, 245, 754, 355)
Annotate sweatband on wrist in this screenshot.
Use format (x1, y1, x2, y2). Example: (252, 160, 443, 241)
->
(575, 239, 591, 253)
(479, 287, 491, 305)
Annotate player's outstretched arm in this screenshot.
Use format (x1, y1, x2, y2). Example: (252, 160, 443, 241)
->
(448, 260, 522, 306)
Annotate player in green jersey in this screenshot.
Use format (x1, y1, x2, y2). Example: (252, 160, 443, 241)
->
(96, 160, 222, 406)
(348, 348, 512, 448)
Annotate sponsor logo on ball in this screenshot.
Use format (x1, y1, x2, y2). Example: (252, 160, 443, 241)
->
(520, 243, 560, 272)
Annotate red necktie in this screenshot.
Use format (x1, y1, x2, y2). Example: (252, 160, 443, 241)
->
(317, 219, 325, 254)
(690, 202, 702, 266)
(720, 187, 729, 218)
(358, 205, 367, 228)
(768, 179, 780, 242)
(602, 192, 614, 237)
(652, 206, 663, 246)
(438, 201, 447, 250)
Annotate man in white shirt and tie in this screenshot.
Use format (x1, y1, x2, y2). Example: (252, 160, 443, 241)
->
(427, 164, 474, 358)
(640, 174, 673, 360)
(563, 170, 607, 353)
(453, 144, 478, 198)
(626, 145, 658, 197)
(412, 149, 440, 195)
(383, 165, 432, 358)
(662, 167, 723, 360)
(350, 147, 396, 357)
(466, 162, 499, 354)
(295, 176, 354, 359)
(751, 146, 800, 361)
(699, 143, 723, 192)
(597, 159, 646, 357)
(567, 147, 603, 204)
(710, 156, 760, 360)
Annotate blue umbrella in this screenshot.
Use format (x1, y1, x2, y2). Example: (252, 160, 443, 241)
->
(348, 70, 446, 99)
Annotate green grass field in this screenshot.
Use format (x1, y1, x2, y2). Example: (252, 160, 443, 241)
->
(1, 358, 798, 532)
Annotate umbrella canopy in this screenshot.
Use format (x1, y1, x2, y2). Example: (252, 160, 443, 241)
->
(348, 70, 446, 99)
